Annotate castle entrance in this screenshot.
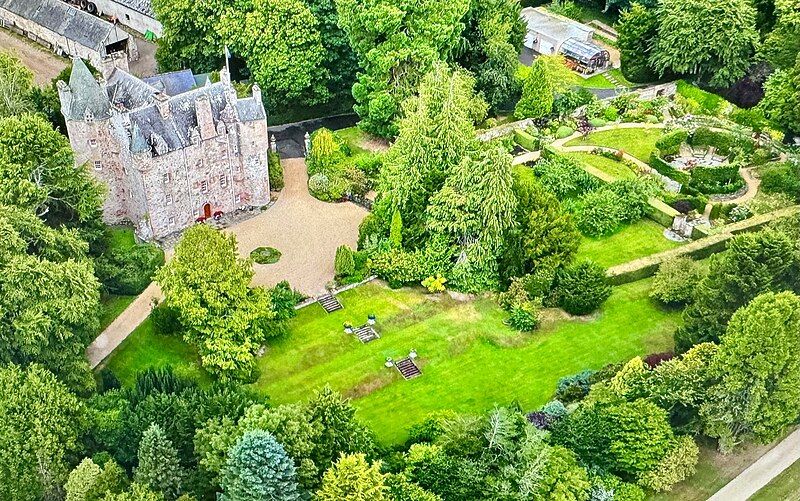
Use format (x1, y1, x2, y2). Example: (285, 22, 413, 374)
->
(203, 203, 211, 218)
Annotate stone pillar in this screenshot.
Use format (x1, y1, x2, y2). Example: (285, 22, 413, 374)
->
(270, 134, 277, 153)
(303, 132, 311, 157)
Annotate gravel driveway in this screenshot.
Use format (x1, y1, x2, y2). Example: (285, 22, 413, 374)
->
(0, 29, 67, 85)
(227, 157, 368, 296)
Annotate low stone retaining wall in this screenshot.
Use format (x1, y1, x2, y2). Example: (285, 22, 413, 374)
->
(607, 206, 800, 285)
(294, 275, 379, 310)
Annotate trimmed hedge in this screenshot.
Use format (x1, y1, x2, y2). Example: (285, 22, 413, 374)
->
(655, 129, 688, 156)
(689, 164, 744, 195)
(606, 206, 800, 284)
(689, 127, 733, 156)
(514, 129, 539, 152)
(646, 198, 680, 227)
(649, 153, 690, 185)
(675, 80, 727, 116)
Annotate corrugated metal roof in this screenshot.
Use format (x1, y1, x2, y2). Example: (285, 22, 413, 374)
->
(559, 38, 608, 64)
(0, 0, 127, 51)
(521, 7, 593, 47)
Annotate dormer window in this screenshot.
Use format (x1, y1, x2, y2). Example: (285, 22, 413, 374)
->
(93, 161, 102, 170)
(89, 139, 97, 147)
(84, 109, 95, 123)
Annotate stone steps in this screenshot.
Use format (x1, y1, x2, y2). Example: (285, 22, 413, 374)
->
(395, 357, 422, 380)
(354, 325, 380, 343)
(317, 294, 343, 313)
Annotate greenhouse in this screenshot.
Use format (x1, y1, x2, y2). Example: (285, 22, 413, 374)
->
(559, 38, 610, 73)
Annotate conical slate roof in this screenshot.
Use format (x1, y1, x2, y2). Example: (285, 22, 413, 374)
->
(65, 58, 111, 121)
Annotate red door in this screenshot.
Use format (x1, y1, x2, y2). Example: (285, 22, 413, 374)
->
(203, 203, 211, 218)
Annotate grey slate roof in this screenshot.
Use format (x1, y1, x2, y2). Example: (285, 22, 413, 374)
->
(236, 98, 266, 122)
(143, 70, 197, 97)
(110, 0, 154, 17)
(521, 7, 593, 48)
(107, 70, 158, 109)
(559, 38, 608, 64)
(0, 0, 128, 52)
(66, 58, 111, 120)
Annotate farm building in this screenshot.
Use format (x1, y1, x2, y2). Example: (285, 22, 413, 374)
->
(520, 7, 610, 73)
(0, 0, 134, 68)
(76, 0, 162, 38)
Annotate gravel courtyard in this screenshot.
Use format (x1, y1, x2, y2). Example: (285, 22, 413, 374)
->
(228, 157, 368, 296)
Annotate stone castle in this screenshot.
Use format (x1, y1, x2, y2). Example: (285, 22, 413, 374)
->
(58, 56, 271, 241)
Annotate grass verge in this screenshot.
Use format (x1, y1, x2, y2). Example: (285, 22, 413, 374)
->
(566, 128, 664, 163)
(576, 219, 682, 268)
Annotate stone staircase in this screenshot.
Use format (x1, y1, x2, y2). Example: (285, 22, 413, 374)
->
(354, 325, 380, 343)
(395, 357, 422, 380)
(317, 294, 343, 313)
(602, 72, 628, 94)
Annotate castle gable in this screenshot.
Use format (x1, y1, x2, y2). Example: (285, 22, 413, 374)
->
(107, 70, 158, 110)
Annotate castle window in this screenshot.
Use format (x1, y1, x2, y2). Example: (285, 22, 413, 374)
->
(166, 194, 173, 205)
(219, 174, 228, 188)
(200, 180, 209, 193)
(168, 216, 175, 225)
(89, 139, 97, 147)
(235, 193, 241, 204)
(93, 161, 102, 170)
(163, 172, 171, 183)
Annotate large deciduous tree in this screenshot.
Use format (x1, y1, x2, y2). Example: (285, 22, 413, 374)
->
(650, 0, 759, 87)
(335, 0, 470, 137)
(616, 3, 659, 83)
(701, 291, 800, 452)
(152, 0, 225, 73)
(0, 364, 87, 501)
(218, 0, 330, 109)
(304, 0, 359, 95)
(155, 225, 276, 379)
(759, 63, 800, 134)
(0, 52, 33, 118)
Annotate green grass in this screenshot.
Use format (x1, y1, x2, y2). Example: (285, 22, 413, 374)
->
(564, 152, 637, 180)
(578, 73, 616, 89)
(107, 226, 136, 251)
(607, 68, 636, 88)
(566, 128, 664, 162)
(102, 280, 679, 444)
(335, 126, 371, 156)
(102, 317, 210, 385)
(98, 294, 137, 332)
(750, 458, 800, 501)
(576, 219, 682, 268)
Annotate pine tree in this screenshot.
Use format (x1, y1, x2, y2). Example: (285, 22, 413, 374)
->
(134, 424, 183, 500)
(65, 458, 101, 501)
(221, 430, 301, 501)
(389, 210, 403, 248)
(316, 454, 388, 500)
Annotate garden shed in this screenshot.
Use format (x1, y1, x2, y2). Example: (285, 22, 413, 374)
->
(559, 38, 610, 73)
(521, 7, 594, 56)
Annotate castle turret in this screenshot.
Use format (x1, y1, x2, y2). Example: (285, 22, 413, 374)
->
(195, 94, 216, 140)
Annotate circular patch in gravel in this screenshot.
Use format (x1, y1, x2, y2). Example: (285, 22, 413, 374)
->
(251, 246, 281, 264)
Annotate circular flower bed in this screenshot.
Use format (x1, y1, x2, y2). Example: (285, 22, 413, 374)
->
(250, 246, 281, 264)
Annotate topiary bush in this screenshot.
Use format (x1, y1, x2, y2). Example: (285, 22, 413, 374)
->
(555, 261, 612, 315)
(334, 245, 355, 278)
(268, 151, 284, 190)
(555, 125, 576, 139)
(250, 246, 281, 264)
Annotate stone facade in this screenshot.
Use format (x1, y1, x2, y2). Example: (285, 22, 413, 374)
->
(59, 57, 271, 241)
(91, 0, 162, 37)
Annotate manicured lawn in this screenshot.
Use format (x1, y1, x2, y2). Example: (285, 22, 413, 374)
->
(750, 457, 800, 501)
(564, 152, 637, 180)
(107, 226, 136, 251)
(103, 279, 678, 444)
(607, 68, 636, 88)
(579, 73, 616, 89)
(576, 219, 682, 268)
(102, 317, 210, 385)
(98, 294, 137, 332)
(566, 128, 664, 162)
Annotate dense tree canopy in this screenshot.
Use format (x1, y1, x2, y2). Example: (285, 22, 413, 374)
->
(616, 3, 659, 83)
(650, 0, 759, 87)
(0, 52, 33, 118)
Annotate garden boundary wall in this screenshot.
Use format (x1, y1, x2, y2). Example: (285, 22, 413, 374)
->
(606, 205, 800, 285)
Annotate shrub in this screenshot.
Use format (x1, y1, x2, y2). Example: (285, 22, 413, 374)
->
(150, 300, 182, 336)
(608, 178, 658, 223)
(498, 276, 531, 311)
(534, 156, 602, 198)
(367, 249, 424, 288)
(526, 411, 551, 430)
(750, 148, 774, 166)
(574, 189, 625, 237)
(343, 164, 369, 195)
(649, 256, 703, 306)
(643, 352, 674, 368)
(759, 162, 800, 199)
(542, 400, 568, 419)
(602, 106, 619, 122)
(357, 213, 385, 249)
(268, 151, 284, 190)
(99, 368, 121, 392)
(729, 204, 752, 222)
(421, 275, 447, 293)
(555, 125, 575, 139)
(588, 117, 607, 128)
(655, 129, 688, 156)
(334, 245, 355, 278)
(507, 299, 541, 331)
(355, 153, 383, 178)
(308, 172, 349, 201)
(555, 369, 595, 403)
(555, 261, 612, 315)
(250, 246, 281, 264)
(96, 244, 164, 295)
(406, 411, 458, 445)
(307, 128, 344, 175)
(636, 436, 699, 492)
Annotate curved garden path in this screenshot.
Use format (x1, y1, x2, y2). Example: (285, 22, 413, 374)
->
(87, 157, 367, 368)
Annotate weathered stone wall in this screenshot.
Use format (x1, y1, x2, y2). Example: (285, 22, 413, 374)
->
(92, 0, 162, 37)
(0, 10, 102, 66)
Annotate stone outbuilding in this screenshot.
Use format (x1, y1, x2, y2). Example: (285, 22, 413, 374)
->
(0, 0, 134, 68)
(520, 7, 609, 73)
(87, 0, 162, 38)
(58, 57, 272, 242)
